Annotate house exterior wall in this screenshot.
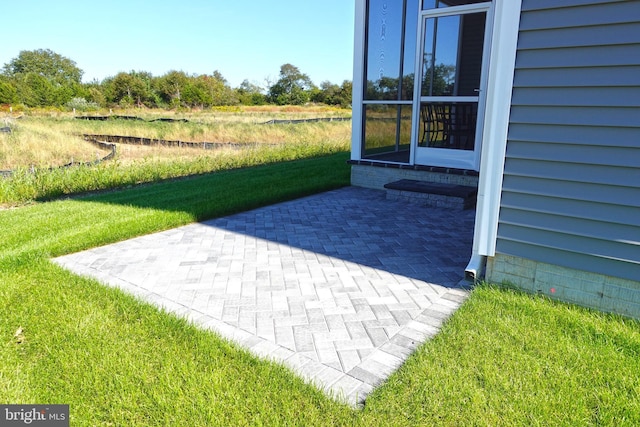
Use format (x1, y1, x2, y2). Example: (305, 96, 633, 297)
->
(488, 0, 640, 317)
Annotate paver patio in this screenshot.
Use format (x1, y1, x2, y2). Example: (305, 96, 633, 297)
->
(53, 186, 475, 406)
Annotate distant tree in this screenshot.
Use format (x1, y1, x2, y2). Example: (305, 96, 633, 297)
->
(52, 82, 77, 106)
(422, 64, 456, 96)
(134, 71, 158, 107)
(211, 70, 227, 84)
(311, 80, 335, 104)
(268, 64, 315, 105)
(0, 76, 18, 104)
(19, 73, 56, 106)
(236, 79, 266, 105)
(181, 76, 209, 108)
(311, 80, 352, 108)
(400, 73, 414, 100)
(104, 71, 156, 107)
(337, 80, 352, 107)
(1, 49, 86, 106)
(84, 81, 107, 107)
(365, 76, 399, 100)
(202, 71, 238, 106)
(2, 49, 83, 85)
(152, 70, 238, 108)
(155, 70, 191, 108)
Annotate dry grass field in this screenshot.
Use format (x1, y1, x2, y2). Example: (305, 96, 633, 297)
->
(0, 106, 352, 170)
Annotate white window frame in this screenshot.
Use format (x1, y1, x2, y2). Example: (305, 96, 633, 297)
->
(410, 2, 493, 171)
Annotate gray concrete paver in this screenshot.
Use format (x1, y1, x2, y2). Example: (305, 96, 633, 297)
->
(53, 187, 474, 407)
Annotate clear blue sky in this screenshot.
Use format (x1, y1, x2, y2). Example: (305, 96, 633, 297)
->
(1, 0, 355, 88)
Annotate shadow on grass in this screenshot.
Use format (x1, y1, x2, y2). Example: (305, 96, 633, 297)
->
(70, 152, 353, 219)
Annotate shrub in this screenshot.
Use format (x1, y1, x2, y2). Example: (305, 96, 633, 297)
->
(66, 97, 99, 112)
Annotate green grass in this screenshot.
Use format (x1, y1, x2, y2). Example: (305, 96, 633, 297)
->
(361, 285, 640, 426)
(0, 152, 351, 262)
(2, 153, 640, 426)
(0, 139, 349, 206)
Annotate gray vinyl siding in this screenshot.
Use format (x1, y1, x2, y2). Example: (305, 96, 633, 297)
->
(496, 0, 640, 282)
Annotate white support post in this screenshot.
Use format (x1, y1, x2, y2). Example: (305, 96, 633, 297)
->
(351, 0, 366, 161)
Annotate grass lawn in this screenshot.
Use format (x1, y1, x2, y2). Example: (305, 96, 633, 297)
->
(1, 153, 639, 426)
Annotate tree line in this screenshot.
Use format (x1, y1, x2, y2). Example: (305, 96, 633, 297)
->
(0, 49, 352, 110)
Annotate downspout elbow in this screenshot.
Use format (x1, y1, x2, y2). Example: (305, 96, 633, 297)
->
(465, 253, 486, 283)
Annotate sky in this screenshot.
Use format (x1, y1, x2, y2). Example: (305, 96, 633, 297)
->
(1, 0, 355, 88)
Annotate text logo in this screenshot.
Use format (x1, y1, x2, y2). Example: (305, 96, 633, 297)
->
(1, 405, 69, 426)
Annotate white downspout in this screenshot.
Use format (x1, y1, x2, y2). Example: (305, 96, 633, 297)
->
(465, 0, 522, 282)
(465, 253, 486, 282)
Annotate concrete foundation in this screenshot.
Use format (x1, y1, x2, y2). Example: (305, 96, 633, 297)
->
(486, 253, 640, 319)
